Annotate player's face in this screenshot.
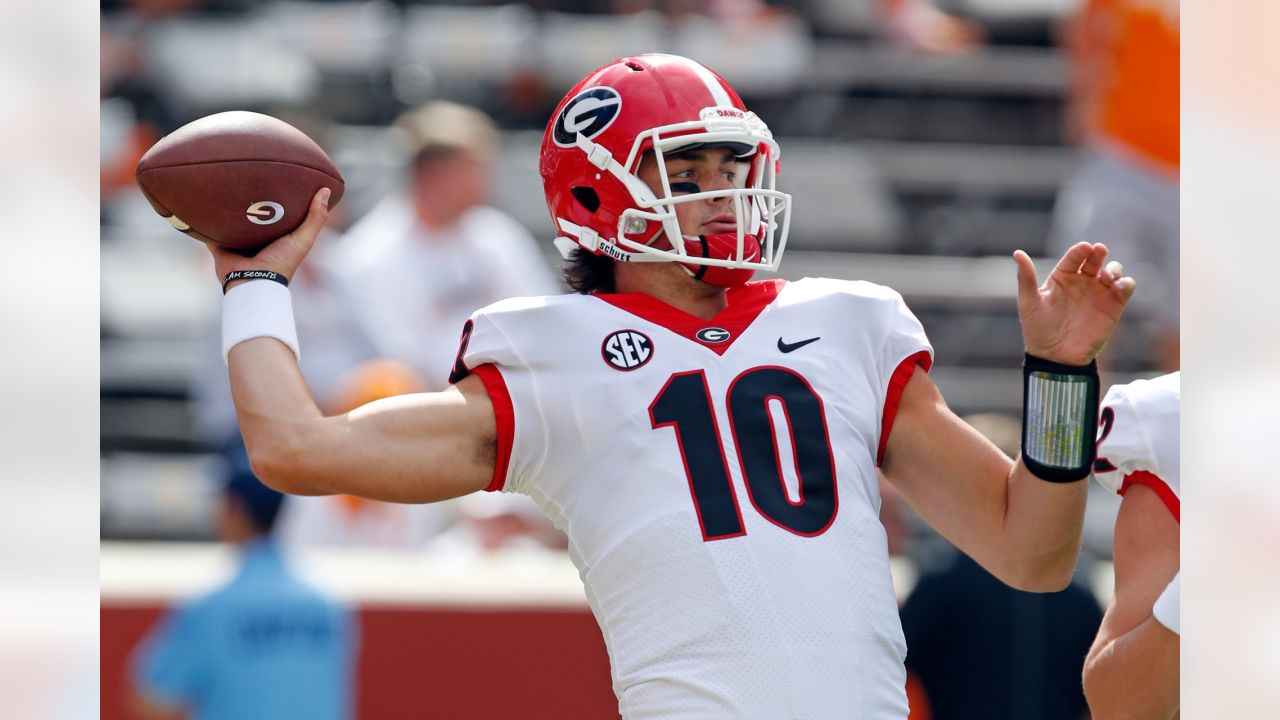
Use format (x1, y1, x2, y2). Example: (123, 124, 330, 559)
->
(414, 148, 493, 219)
(636, 147, 744, 241)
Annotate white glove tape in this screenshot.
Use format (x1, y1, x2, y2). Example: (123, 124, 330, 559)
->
(222, 279, 300, 364)
(1152, 571, 1180, 636)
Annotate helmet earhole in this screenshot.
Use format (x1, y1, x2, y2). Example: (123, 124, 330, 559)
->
(571, 186, 601, 213)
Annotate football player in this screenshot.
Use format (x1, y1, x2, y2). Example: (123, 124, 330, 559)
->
(207, 54, 1135, 718)
(1084, 373, 1180, 718)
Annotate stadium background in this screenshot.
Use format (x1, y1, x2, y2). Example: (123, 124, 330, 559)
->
(99, 0, 1166, 717)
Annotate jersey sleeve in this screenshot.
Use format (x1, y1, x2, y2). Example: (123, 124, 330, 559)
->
(447, 303, 549, 494)
(873, 287, 934, 465)
(1093, 377, 1180, 521)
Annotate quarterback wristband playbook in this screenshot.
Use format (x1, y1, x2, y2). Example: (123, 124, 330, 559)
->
(1020, 353, 1100, 482)
(221, 278, 300, 363)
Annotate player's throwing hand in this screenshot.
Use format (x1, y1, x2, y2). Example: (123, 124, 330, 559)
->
(208, 187, 331, 291)
(1013, 242, 1136, 365)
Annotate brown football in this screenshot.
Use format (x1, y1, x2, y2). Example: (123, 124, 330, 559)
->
(135, 111, 345, 254)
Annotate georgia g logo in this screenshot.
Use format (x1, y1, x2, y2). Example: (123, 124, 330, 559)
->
(602, 330, 653, 371)
(553, 87, 622, 147)
(245, 201, 285, 225)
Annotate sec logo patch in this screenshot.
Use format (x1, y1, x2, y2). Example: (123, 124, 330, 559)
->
(602, 330, 653, 371)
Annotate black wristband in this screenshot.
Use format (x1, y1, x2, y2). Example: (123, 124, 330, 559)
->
(222, 270, 289, 294)
(1020, 353, 1100, 483)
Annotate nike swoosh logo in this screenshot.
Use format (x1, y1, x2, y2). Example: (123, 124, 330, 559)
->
(777, 336, 820, 353)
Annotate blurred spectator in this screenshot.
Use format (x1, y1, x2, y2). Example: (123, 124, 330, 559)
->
(878, 0, 984, 54)
(101, 0, 256, 17)
(1053, 0, 1180, 370)
(788, 0, 982, 52)
(898, 411, 1102, 720)
(900, 552, 1102, 720)
(127, 451, 357, 720)
(100, 21, 176, 213)
(101, 0, 208, 20)
(329, 100, 560, 386)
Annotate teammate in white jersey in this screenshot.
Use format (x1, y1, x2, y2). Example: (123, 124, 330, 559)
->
(206, 54, 1135, 718)
(1084, 373, 1180, 717)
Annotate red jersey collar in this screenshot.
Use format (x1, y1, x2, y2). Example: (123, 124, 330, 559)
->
(593, 279, 785, 356)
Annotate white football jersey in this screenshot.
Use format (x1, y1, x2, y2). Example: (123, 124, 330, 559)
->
(1093, 372, 1180, 522)
(452, 278, 932, 719)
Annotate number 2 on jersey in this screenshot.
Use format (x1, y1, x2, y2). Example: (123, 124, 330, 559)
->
(649, 367, 839, 541)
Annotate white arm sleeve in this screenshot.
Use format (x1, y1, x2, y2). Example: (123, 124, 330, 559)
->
(1152, 571, 1180, 636)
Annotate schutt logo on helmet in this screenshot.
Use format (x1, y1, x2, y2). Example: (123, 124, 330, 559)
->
(553, 87, 623, 147)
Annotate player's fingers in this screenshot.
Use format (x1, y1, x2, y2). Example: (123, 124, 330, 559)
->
(276, 188, 331, 258)
(1079, 243, 1109, 276)
(1013, 249, 1040, 309)
(1100, 260, 1124, 286)
(294, 188, 331, 238)
(1112, 275, 1136, 303)
(1051, 242, 1093, 274)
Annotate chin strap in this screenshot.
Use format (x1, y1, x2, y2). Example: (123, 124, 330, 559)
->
(678, 233, 760, 288)
(554, 218, 666, 264)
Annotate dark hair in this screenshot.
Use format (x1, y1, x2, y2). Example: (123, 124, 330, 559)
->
(562, 246, 616, 295)
(219, 442, 285, 534)
(225, 467, 286, 534)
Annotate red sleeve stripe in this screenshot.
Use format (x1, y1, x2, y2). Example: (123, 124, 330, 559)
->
(471, 364, 514, 493)
(878, 350, 934, 466)
(1119, 470, 1179, 523)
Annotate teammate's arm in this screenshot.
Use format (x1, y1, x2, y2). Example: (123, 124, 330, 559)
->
(883, 242, 1134, 592)
(212, 189, 497, 503)
(1082, 484, 1180, 718)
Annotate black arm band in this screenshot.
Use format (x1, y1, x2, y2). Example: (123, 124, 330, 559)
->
(222, 270, 289, 294)
(1020, 353, 1100, 483)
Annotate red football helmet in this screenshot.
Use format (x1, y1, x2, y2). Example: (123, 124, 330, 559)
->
(539, 54, 792, 287)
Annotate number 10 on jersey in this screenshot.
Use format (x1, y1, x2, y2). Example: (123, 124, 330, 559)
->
(648, 367, 839, 541)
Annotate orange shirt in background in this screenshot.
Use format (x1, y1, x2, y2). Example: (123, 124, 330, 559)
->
(1073, 0, 1180, 173)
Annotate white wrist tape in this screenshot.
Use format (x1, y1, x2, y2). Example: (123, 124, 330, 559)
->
(1152, 571, 1180, 636)
(222, 279, 300, 364)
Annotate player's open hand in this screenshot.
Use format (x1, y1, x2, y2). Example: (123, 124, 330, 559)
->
(1013, 242, 1136, 365)
(208, 187, 331, 289)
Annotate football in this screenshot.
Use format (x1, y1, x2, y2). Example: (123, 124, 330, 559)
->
(135, 111, 345, 254)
